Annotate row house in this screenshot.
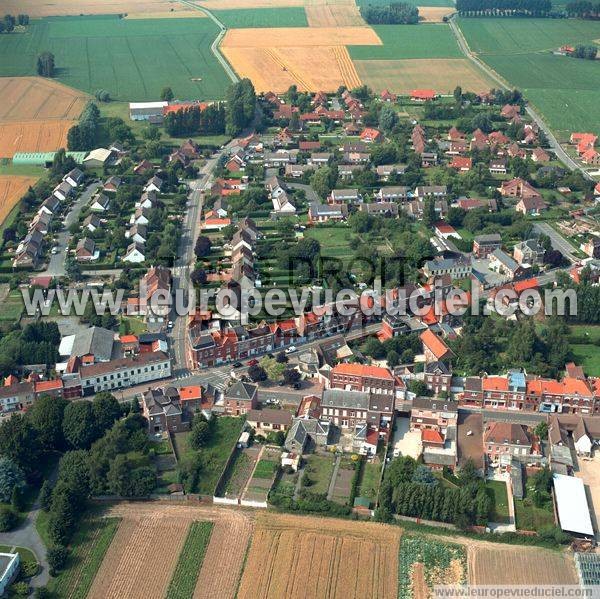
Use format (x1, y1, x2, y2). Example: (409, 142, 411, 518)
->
(223, 381, 258, 416)
(329, 363, 395, 395)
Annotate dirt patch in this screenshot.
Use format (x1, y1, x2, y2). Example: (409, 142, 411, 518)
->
(222, 44, 361, 92)
(418, 6, 456, 22)
(2, 0, 200, 17)
(237, 512, 400, 598)
(354, 58, 493, 95)
(411, 562, 429, 599)
(221, 26, 381, 47)
(0, 176, 38, 225)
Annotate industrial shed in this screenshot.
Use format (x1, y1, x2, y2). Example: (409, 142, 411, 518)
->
(553, 473, 595, 538)
(129, 101, 167, 121)
(13, 151, 86, 167)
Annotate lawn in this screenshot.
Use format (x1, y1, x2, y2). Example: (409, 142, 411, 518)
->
(485, 480, 510, 524)
(357, 461, 381, 502)
(304, 224, 353, 257)
(348, 24, 462, 60)
(0, 16, 231, 101)
(514, 497, 554, 531)
(48, 516, 121, 599)
(0, 290, 24, 323)
(253, 458, 278, 480)
(212, 8, 308, 28)
(566, 325, 600, 377)
(303, 454, 335, 495)
(458, 18, 600, 138)
(166, 521, 214, 599)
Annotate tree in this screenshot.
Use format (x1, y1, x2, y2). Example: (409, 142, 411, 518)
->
(189, 420, 211, 450)
(194, 235, 211, 258)
(282, 368, 301, 385)
(423, 197, 437, 228)
(0, 506, 16, 532)
(65, 257, 82, 281)
(248, 364, 268, 382)
(94, 89, 111, 102)
(92, 393, 121, 435)
(379, 104, 398, 132)
(36, 52, 55, 77)
(412, 464, 437, 486)
(190, 267, 207, 286)
(62, 401, 98, 449)
(160, 86, 174, 102)
(47, 546, 68, 575)
(28, 395, 68, 450)
(225, 79, 256, 136)
(386, 350, 400, 368)
(535, 421, 548, 440)
(0, 414, 40, 473)
(39, 480, 53, 512)
(107, 455, 156, 497)
(407, 380, 429, 396)
(453, 86, 463, 104)
(0, 457, 24, 503)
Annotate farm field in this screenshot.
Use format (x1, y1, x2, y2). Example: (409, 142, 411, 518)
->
(418, 7, 456, 21)
(458, 18, 600, 137)
(0, 175, 38, 226)
(237, 512, 401, 598)
(0, 77, 87, 158)
(355, 58, 493, 95)
(356, 0, 454, 6)
(305, 0, 366, 27)
(467, 544, 578, 584)
(0, 17, 231, 102)
(0, 0, 200, 17)
(213, 7, 308, 27)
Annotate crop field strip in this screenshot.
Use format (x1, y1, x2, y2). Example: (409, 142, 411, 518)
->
(458, 18, 600, 137)
(0, 17, 232, 102)
(213, 7, 309, 27)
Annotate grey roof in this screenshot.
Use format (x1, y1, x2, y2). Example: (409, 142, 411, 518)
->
(286, 416, 330, 448)
(492, 248, 519, 272)
(309, 202, 346, 217)
(143, 388, 182, 417)
(71, 326, 115, 361)
(322, 389, 370, 410)
(474, 233, 502, 244)
(225, 381, 257, 401)
(412, 397, 458, 412)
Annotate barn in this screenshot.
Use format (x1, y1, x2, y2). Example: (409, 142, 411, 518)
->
(553, 473, 594, 538)
(129, 101, 168, 121)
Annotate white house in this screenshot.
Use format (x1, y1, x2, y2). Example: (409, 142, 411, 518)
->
(130, 207, 150, 226)
(123, 242, 145, 263)
(53, 181, 74, 202)
(271, 191, 296, 214)
(144, 176, 163, 193)
(63, 168, 84, 188)
(38, 196, 60, 216)
(136, 190, 156, 209)
(574, 419, 593, 456)
(89, 193, 110, 212)
(126, 224, 148, 244)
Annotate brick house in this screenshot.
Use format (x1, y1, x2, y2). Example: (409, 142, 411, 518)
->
(473, 233, 502, 258)
(223, 381, 258, 416)
(245, 408, 293, 433)
(142, 388, 187, 434)
(420, 329, 453, 364)
(329, 363, 395, 395)
(484, 421, 532, 464)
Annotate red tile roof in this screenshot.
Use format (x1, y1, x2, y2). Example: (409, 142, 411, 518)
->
(332, 363, 394, 380)
(410, 89, 436, 100)
(422, 429, 444, 444)
(419, 329, 451, 360)
(35, 379, 63, 393)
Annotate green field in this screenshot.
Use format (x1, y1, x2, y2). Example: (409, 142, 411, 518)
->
(303, 454, 335, 495)
(458, 18, 600, 137)
(357, 0, 454, 7)
(349, 24, 462, 60)
(213, 7, 308, 28)
(486, 480, 510, 523)
(0, 16, 231, 101)
(166, 521, 214, 599)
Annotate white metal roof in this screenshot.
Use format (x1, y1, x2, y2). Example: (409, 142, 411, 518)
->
(553, 473, 594, 536)
(129, 101, 168, 110)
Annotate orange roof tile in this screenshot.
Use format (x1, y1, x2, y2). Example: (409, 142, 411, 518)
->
(482, 376, 509, 392)
(35, 379, 63, 392)
(179, 386, 203, 401)
(422, 429, 444, 444)
(120, 335, 138, 344)
(332, 363, 394, 380)
(419, 329, 451, 360)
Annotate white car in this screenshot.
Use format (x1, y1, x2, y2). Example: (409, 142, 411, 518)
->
(285, 345, 297, 354)
(51, 247, 58, 255)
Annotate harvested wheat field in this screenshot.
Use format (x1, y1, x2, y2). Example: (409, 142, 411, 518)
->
(222, 26, 381, 47)
(199, 0, 304, 6)
(0, 77, 87, 158)
(0, 0, 197, 16)
(89, 503, 254, 599)
(305, 0, 365, 27)
(0, 176, 37, 225)
(354, 58, 494, 94)
(124, 10, 207, 18)
(418, 6, 456, 22)
(222, 45, 361, 91)
(468, 544, 578, 585)
(237, 512, 400, 599)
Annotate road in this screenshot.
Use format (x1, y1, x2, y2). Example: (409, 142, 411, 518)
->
(41, 181, 102, 277)
(448, 16, 593, 182)
(177, 0, 239, 84)
(533, 222, 579, 264)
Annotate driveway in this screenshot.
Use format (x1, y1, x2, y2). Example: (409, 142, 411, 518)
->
(42, 181, 102, 278)
(390, 417, 422, 459)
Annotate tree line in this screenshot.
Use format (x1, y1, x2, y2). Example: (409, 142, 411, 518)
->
(456, 0, 553, 16)
(225, 78, 257, 136)
(360, 3, 419, 24)
(164, 103, 226, 137)
(571, 45, 598, 59)
(566, 0, 600, 17)
(0, 14, 29, 33)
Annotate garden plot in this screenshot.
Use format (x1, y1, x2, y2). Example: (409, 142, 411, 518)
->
(220, 445, 261, 500)
(329, 456, 356, 504)
(242, 446, 280, 505)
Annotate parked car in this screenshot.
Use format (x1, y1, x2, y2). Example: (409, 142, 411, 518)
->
(232, 361, 243, 368)
(247, 358, 259, 366)
(292, 382, 301, 390)
(285, 345, 297, 354)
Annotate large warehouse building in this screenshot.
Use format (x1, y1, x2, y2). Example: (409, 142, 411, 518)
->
(553, 474, 595, 538)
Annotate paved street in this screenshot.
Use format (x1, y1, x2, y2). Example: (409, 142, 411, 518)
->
(533, 222, 579, 263)
(41, 181, 102, 277)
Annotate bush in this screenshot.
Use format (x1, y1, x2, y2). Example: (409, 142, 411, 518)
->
(10, 581, 29, 597)
(20, 560, 39, 578)
(47, 545, 68, 575)
(0, 505, 17, 531)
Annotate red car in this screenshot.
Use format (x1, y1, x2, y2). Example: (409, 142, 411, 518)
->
(246, 359, 259, 366)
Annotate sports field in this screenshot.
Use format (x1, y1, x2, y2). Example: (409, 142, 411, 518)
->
(0, 16, 232, 102)
(213, 7, 308, 27)
(458, 18, 600, 137)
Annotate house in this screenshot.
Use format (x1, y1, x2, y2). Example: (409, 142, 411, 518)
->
(141, 264, 172, 323)
(142, 388, 187, 434)
(515, 196, 547, 216)
(484, 421, 531, 465)
(285, 417, 331, 453)
(359, 202, 398, 217)
(415, 185, 447, 199)
(582, 149, 600, 166)
(410, 396, 458, 438)
(343, 151, 370, 164)
(223, 381, 258, 416)
(103, 176, 122, 193)
(489, 159, 507, 174)
(514, 239, 545, 265)
(38, 196, 60, 216)
(144, 176, 163, 193)
(582, 237, 600, 259)
(134, 159, 154, 175)
(298, 140, 321, 152)
(89, 193, 110, 212)
(377, 186, 410, 202)
(126, 223, 148, 244)
(450, 156, 472, 172)
(420, 329, 453, 364)
(410, 89, 436, 102)
(434, 222, 460, 240)
(63, 168, 84, 188)
(307, 152, 332, 166)
(136, 190, 156, 209)
(225, 151, 247, 172)
(245, 408, 293, 433)
(501, 104, 521, 120)
(360, 128, 383, 143)
(129, 101, 168, 121)
(473, 233, 502, 258)
(330, 188, 361, 204)
(381, 89, 397, 102)
(329, 363, 395, 395)
(82, 214, 101, 232)
(271, 191, 296, 214)
(423, 256, 471, 279)
(75, 237, 97, 262)
(83, 148, 112, 168)
(489, 248, 521, 281)
(376, 164, 406, 180)
(421, 152, 438, 167)
(285, 164, 312, 178)
(0, 382, 35, 414)
(499, 178, 541, 200)
(424, 361, 453, 395)
(130, 207, 151, 226)
(123, 242, 145, 263)
(457, 198, 497, 212)
(448, 126, 465, 142)
(321, 389, 369, 430)
(531, 148, 550, 163)
(308, 202, 348, 223)
(53, 181, 73, 202)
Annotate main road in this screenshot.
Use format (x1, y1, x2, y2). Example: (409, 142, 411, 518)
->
(448, 16, 593, 182)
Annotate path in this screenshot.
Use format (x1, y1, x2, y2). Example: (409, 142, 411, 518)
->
(177, 0, 239, 84)
(326, 454, 342, 501)
(448, 15, 593, 182)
